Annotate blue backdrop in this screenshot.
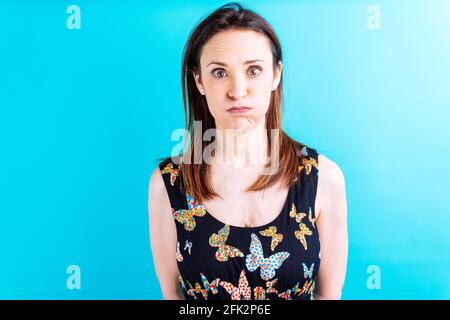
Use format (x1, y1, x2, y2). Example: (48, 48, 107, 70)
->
(1, 0, 449, 299)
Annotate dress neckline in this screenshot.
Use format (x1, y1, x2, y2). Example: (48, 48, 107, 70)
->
(198, 181, 295, 231)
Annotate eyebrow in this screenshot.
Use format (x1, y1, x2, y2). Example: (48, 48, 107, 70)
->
(206, 59, 265, 67)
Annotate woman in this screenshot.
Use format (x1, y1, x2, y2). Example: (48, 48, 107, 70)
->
(148, 2, 347, 300)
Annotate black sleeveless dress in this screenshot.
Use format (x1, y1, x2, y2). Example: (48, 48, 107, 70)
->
(158, 146, 321, 300)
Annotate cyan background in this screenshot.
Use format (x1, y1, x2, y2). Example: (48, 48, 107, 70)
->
(1, 0, 449, 299)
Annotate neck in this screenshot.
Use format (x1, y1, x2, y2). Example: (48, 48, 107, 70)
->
(210, 119, 269, 167)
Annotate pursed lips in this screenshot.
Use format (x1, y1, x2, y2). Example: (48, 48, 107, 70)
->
(227, 106, 252, 113)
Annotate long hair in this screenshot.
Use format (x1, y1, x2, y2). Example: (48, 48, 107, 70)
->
(164, 2, 311, 203)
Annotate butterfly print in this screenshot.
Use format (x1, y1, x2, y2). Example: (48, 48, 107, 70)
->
(259, 226, 283, 251)
(179, 275, 186, 292)
(300, 146, 309, 157)
(200, 273, 220, 295)
(254, 277, 282, 300)
(302, 262, 314, 279)
(308, 207, 317, 228)
(185, 280, 197, 299)
(266, 278, 279, 294)
(253, 286, 266, 300)
(298, 157, 318, 175)
(209, 224, 244, 262)
(219, 269, 252, 300)
(176, 241, 183, 262)
(294, 223, 313, 250)
(193, 282, 207, 300)
(161, 162, 180, 186)
(278, 282, 300, 300)
(184, 239, 192, 255)
(245, 233, 290, 281)
(299, 279, 315, 296)
(172, 193, 206, 231)
(160, 147, 321, 300)
(289, 203, 306, 223)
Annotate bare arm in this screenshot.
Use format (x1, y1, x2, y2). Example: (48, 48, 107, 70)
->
(148, 167, 185, 300)
(313, 154, 348, 300)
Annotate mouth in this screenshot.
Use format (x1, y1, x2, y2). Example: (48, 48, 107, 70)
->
(227, 106, 252, 114)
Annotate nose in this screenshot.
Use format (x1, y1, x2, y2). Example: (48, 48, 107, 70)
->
(227, 75, 248, 100)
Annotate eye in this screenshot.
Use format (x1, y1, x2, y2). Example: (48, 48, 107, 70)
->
(212, 68, 227, 78)
(248, 65, 262, 77)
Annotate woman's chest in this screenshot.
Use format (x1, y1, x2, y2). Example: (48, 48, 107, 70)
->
(176, 215, 321, 300)
(201, 182, 290, 228)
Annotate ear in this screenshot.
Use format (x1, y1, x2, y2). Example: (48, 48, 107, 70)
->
(192, 70, 205, 95)
(272, 61, 283, 91)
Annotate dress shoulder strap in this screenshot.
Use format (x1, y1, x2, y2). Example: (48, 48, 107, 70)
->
(158, 156, 186, 212)
(296, 145, 320, 220)
(298, 145, 319, 177)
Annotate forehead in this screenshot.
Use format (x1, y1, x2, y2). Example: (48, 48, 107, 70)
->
(200, 29, 273, 66)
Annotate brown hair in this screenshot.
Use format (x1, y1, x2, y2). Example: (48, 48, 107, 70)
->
(164, 2, 311, 203)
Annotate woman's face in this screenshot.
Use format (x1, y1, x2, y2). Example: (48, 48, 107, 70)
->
(193, 29, 282, 132)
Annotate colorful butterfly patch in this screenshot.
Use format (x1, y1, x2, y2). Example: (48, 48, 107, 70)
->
(209, 224, 244, 262)
(253, 278, 280, 300)
(278, 282, 300, 300)
(298, 279, 315, 296)
(259, 226, 283, 251)
(245, 233, 290, 281)
(253, 286, 266, 300)
(266, 278, 279, 294)
(298, 157, 318, 175)
(219, 269, 252, 300)
(172, 193, 206, 231)
(193, 282, 207, 300)
(289, 203, 306, 223)
(302, 262, 314, 279)
(179, 275, 186, 292)
(200, 273, 220, 295)
(185, 280, 197, 299)
(161, 162, 180, 186)
(294, 223, 313, 250)
(184, 239, 192, 255)
(308, 207, 317, 228)
(300, 146, 309, 157)
(176, 241, 183, 262)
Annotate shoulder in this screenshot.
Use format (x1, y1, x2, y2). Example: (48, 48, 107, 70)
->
(315, 154, 346, 218)
(148, 163, 174, 228)
(148, 165, 167, 208)
(148, 156, 182, 209)
(149, 157, 173, 203)
(317, 154, 345, 188)
(158, 156, 180, 171)
(149, 165, 165, 193)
